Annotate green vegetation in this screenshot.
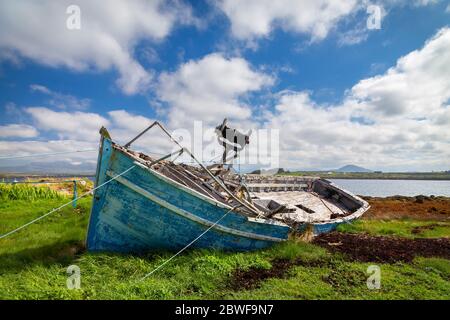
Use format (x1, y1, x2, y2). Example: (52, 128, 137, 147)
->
(280, 171, 450, 180)
(338, 220, 450, 239)
(0, 194, 449, 300)
(0, 184, 64, 201)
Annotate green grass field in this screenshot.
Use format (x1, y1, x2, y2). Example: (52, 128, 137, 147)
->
(337, 220, 450, 239)
(0, 186, 449, 300)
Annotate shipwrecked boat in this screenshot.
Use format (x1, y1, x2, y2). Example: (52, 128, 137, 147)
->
(86, 120, 369, 253)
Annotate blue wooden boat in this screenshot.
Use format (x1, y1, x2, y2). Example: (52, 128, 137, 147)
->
(86, 122, 369, 253)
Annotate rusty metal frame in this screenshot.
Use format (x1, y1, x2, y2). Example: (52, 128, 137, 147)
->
(124, 121, 262, 216)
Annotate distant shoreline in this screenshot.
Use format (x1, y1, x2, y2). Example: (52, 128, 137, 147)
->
(0, 173, 95, 180)
(326, 177, 450, 181)
(279, 172, 450, 181)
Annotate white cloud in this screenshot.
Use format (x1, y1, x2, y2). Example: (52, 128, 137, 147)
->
(19, 107, 173, 155)
(107, 110, 179, 155)
(337, 23, 371, 46)
(0, 139, 99, 172)
(26, 107, 109, 141)
(218, 0, 359, 41)
(108, 110, 154, 133)
(0, 140, 96, 158)
(30, 84, 91, 110)
(413, 0, 440, 6)
(265, 27, 450, 171)
(350, 27, 450, 120)
(0, 108, 173, 170)
(0, 0, 195, 95)
(219, 1, 441, 46)
(157, 53, 273, 128)
(0, 124, 39, 138)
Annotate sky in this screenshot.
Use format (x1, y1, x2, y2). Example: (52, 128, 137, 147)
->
(0, 0, 449, 173)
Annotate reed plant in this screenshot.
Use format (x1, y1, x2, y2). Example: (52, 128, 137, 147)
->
(0, 184, 64, 201)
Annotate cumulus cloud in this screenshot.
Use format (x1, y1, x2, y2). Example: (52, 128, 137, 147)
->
(350, 27, 450, 120)
(218, 0, 440, 46)
(0, 107, 177, 171)
(30, 84, 91, 110)
(218, 0, 359, 41)
(157, 53, 273, 128)
(0, 0, 196, 95)
(0, 124, 39, 138)
(26, 107, 109, 141)
(265, 27, 450, 171)
(0, 139, 99, 172)
(16, 107, 173, 156)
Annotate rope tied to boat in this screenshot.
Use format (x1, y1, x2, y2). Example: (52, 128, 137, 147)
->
(0, 165, 136, 240)
(0, 147, 188, 240)
(140, 204, 242, 281)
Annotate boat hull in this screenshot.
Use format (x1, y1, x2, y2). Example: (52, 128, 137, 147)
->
(86, 138, 290, 253)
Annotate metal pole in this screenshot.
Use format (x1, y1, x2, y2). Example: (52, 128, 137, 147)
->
(72, 180, 77, 208)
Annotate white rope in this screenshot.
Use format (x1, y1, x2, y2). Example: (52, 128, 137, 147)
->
(0, 149, 97, 160)
(140, 205, 240, 281)
(0, 165, 136, 240)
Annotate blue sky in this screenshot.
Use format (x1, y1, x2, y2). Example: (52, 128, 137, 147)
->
(0, 0, 449, 172)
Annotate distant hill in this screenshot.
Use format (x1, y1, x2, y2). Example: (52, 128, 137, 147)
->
(335, 165, 373, 173)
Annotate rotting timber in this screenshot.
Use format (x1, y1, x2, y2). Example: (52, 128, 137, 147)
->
(86, 120, 369, 253)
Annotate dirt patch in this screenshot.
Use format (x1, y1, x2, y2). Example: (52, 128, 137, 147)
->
(229, 259, 293, 290)
(229, 257, 367, 291)
(313, 232, 450, 263)
(229, 257, 335, 290)
(361, 196, 450, 220)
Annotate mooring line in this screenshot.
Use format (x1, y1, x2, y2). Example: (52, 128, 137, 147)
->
(0, 149, 97, 160)
(140, 205, 241, 281)
(0, 165, 136, 240)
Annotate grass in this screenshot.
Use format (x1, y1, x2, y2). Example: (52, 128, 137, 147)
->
(337, 219, 450, 238)
(0, 197, 90, 272)
(0, 194, 449, 300)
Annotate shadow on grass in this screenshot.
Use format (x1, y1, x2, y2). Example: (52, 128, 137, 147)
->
(0, 240, 86, 272)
